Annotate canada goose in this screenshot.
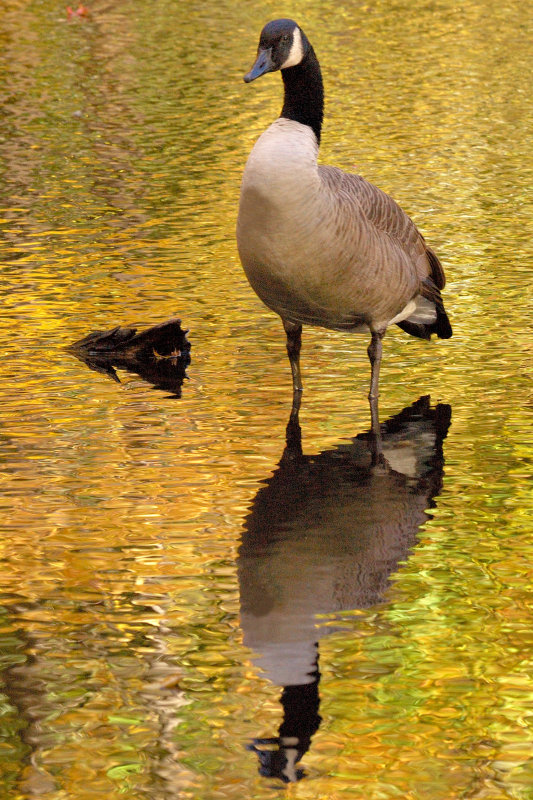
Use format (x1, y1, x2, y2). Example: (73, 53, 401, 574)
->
(237, 19, 452, 441)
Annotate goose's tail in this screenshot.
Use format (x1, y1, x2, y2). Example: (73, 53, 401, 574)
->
(397, 247, 453, 340)
(396, 300, 452, 340)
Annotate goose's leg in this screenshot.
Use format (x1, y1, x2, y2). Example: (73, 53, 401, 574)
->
(367, 329, 385, 452)
(283, 319, 303, 425)
(283, 320, 303, 394)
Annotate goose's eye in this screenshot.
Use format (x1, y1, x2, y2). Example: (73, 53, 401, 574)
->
(281, 33, 290, 43)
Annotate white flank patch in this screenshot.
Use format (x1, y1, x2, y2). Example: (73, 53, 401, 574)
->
(389, 299, 417, 325)
(281, 26, 304, 68)
(389, 295, 437, 326)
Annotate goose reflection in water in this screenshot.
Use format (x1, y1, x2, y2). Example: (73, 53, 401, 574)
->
(238, 396, 451, 783)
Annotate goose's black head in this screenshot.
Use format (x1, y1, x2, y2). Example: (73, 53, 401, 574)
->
(244, 19, 310, 83)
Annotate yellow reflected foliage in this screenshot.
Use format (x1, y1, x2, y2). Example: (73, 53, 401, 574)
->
(0, 0, 531, 797)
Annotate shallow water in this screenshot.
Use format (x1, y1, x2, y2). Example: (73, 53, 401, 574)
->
(0, 0, 532, 797)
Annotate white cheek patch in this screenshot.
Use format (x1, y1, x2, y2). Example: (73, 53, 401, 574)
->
(281, 27, 304, 68)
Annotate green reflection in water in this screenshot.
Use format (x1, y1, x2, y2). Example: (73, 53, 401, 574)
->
(0, 0, 531, 797)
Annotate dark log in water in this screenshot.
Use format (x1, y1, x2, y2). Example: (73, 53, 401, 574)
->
(68, 318, 191, 397)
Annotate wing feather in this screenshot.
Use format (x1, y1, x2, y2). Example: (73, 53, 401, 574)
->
(319, 166, 445, 287)
(318, 166, 452, 339)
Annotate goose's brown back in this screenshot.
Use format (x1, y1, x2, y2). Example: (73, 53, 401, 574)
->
(319, 165, 446, 293)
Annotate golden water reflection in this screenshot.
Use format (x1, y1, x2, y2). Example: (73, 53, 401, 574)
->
(0, 0, 532, 797)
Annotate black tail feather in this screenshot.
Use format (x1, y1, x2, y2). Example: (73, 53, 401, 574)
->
(396, 320, 432, 340)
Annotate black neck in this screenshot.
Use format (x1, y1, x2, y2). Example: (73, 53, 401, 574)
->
(281, 46, 324, 145)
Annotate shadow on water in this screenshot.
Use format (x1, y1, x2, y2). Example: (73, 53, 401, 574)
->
(238, 396, 451, 783)
(67, 318, 191, 397)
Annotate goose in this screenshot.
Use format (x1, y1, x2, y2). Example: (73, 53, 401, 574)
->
(237, 18, 452, 442)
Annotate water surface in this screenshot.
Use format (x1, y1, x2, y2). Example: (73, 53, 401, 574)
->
(0, 0, 531, 798)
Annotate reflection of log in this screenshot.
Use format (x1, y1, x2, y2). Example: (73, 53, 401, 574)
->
(68, 318, 191, 397)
